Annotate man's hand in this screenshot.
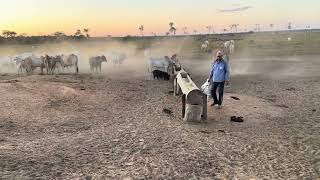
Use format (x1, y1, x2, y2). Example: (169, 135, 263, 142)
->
(225, 81, 230, 86)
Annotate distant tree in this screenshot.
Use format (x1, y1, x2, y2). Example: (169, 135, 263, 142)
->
(288, 22, 292, 30)
(165, 32, 170, 36)
(75, 29, 82, 36)
(139, 25, 144, 37)
(169, 22, 174, 29)
(182, 27, 188, 35)
(151, 32, 157, 36)
(169, 27, 176, 35)
(193, 30, 198, 35)
(206, 26, 212, 34)
(10, 31, 17, 38)
(230, 24, 239, 33)
(54, 31, 66, 37)
(223, 28, 228, 33)
(270, 24, 274, 30)
(19, 33, 28, 37)
(255, 24, 261, 32)
(83, 28, 90, 38)
(74, 29, 85, 39)
(169, 22, 176, 35)
(2, 30, 17, 38)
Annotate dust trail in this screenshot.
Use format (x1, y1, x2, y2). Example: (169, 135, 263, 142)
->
(1, 36, 320, 79)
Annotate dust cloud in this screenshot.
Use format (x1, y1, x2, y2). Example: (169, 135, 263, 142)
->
(1, 36, 320, 79)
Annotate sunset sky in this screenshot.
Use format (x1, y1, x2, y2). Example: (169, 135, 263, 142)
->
(0, 0, 319, 37)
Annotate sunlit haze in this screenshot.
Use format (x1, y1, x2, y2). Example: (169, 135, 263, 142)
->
(1, 0, 320, 36)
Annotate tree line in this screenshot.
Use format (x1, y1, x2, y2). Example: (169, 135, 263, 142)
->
(0, 29, 91, 44)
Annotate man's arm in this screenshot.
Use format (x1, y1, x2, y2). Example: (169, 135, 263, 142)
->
(208, 63, 214, 82)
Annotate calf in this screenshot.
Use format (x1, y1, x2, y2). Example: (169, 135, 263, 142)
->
(152, 70, 170, 81)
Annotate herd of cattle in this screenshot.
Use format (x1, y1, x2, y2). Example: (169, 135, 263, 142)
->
(201, 39, 235, 55)
(148, 54, 180, 81)
(6, 52, 127, 76)
(1, 39, 234, 79)
(2, 52, 178, 80)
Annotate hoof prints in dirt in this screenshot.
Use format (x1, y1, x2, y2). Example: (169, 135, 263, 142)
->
(47, 98, 70, 108)
(0, 120, 16, 131)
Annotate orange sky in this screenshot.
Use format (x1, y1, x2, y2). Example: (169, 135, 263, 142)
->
(1, 0, 319, 36)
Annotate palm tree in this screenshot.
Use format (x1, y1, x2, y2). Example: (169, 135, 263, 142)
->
(230, 24, 239, 33)
(235, 24, 239, 32)
(83, 28, 90, 38)
(169, 22, 174, 29)
(166, 32, 170, 36)
(139, 25, 144, 37)
(223, 28, 228, 34)
(288, 22, 292, 30)
(169, 22, 176, 35)
(270, 24, 274, 30)
(206, 26, 212, 34)
(170, 27, 176, 35)
(75, 29, 82, 36)
(255, 24, 260, 32)
(182, 27, 188, 35)
(74, 29, 85, 39)
(193, 30, 197, 35)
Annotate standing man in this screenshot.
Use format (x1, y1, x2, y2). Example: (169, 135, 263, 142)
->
(208, 51, 230, 109)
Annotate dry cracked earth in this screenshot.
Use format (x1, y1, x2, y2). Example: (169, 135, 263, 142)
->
(0, 72, 319, 179)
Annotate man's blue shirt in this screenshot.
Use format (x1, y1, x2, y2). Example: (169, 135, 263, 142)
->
(209, 59, 230, 82)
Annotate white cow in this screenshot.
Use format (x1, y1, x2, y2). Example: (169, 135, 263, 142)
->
(13, 57, 28, 76)
(43, 55, 64, 75)
(60, 54, 79, 73)
(13, 55, 45, 76)
(0, 56, 15, 70)
(224, 40, 235, 54)
(201, 40, 210, 52)
(110, 52, 127, 66)
(148, 55, 177, 79)
(89, 55, 107, 73)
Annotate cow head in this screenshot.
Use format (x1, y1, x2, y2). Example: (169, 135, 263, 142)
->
(101, 55, 107, 62)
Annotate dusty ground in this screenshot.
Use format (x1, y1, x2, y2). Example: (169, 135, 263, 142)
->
(0, 68, 319, 179)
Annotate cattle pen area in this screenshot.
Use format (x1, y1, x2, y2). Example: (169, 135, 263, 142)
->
(1, 32, 320, 179)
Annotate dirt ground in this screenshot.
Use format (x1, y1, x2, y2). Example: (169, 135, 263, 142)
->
(0, 67, 319, 179)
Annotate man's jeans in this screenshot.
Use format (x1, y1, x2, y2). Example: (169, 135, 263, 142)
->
(211, 82, 225, 105)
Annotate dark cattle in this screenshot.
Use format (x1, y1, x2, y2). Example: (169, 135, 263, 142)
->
(152, 70, 170, 81)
